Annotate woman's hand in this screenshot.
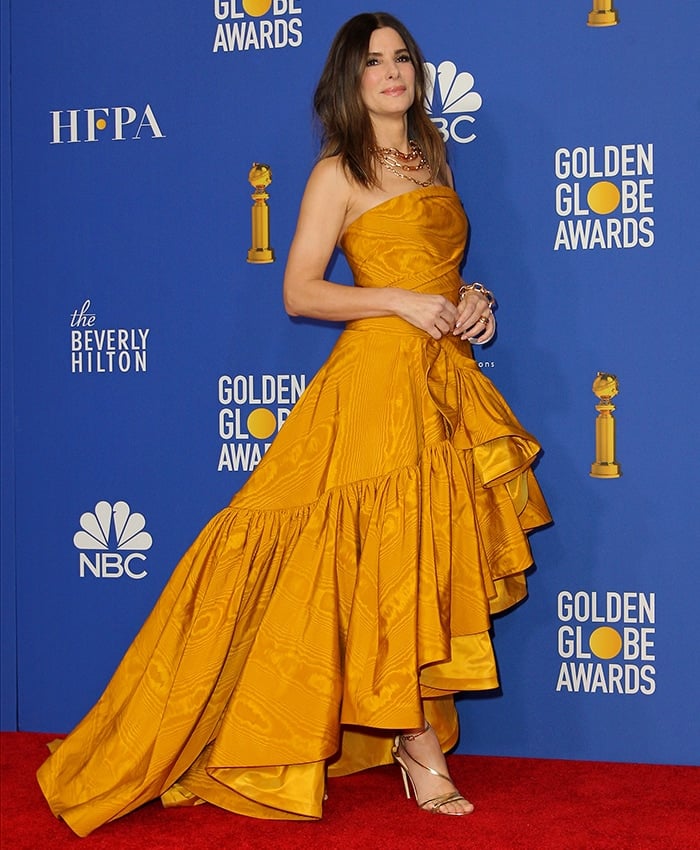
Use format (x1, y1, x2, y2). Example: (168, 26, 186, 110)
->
(393, 291, 459, 340)
(453, 285, 496, 344)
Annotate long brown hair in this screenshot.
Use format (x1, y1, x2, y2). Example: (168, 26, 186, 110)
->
(313, 12, 449, 188)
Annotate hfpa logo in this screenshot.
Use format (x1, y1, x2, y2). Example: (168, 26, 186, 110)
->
(50, 104, 165, 144)
(74, 500, 153, 579)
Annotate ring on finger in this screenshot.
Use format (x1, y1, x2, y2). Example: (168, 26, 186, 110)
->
(478, 314, 490, 325)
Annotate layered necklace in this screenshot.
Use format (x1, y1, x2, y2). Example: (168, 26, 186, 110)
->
(371, 139, 433, 187)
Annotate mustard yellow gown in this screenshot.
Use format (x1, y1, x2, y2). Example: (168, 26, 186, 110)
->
(37, 185, 551, 836)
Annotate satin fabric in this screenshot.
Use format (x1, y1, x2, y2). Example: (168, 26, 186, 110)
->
(37, 185, 551, 835)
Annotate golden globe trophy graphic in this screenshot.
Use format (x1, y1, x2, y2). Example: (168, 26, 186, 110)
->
(247, 163, 275, 264)
(590, 372, 622, 478)
(587, 0, 619, 27)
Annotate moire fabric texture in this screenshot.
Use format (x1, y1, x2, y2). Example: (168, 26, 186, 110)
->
(37, 185, 551, 835)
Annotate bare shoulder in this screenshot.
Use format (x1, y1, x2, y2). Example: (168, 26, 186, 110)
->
(287, 156, 353, 259)
(293, 156, 355, 243)
(303, 156, 352, 207)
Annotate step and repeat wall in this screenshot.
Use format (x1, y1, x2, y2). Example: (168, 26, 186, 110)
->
(3, 1, 699, 766)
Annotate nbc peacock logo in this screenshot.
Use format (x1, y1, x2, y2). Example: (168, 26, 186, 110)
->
(424, 61, 482, 144)
(74, 500, 153, 580)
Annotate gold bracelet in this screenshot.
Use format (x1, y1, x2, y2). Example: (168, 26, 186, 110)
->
(458, 282, 496, 309)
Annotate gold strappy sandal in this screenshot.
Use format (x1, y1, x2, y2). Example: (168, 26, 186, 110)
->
(392, 723, 473, 816)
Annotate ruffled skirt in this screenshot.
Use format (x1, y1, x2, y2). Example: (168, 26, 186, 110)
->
(37, 318, 550, 835)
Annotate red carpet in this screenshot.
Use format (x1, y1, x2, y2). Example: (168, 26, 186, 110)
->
(1, 733, 698, 849)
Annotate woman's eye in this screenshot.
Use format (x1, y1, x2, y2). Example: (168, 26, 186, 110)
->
(397, 54, 411, 63)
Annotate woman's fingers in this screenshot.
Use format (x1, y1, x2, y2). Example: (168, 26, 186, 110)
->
(463, 311, 496, 343)
(399, 292, 458, 338)
(454, 292, 491, 333)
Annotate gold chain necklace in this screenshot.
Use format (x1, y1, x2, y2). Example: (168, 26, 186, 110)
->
(371, 140, 433, 187)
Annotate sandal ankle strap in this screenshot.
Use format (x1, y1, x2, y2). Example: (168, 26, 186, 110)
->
(399, 721, 431, 743)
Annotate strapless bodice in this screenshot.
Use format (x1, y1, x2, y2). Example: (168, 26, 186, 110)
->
(340, 186, 467, 298)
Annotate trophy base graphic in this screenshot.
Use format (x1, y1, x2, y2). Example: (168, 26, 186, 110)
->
(587, 1, 619, 27)
(247, 248, 275, 264)
(590, 461, 621, 479)
(587, 12, 618, 27)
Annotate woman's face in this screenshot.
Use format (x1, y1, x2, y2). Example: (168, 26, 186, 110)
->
(359, 27, 415, 122)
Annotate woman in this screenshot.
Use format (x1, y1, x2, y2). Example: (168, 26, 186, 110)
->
(38, 12, 550, 833)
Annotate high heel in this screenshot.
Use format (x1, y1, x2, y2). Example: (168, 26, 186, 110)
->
(391, 723, 473, 815)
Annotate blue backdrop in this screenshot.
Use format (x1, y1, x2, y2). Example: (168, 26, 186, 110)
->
(2, 1, 699, 767)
